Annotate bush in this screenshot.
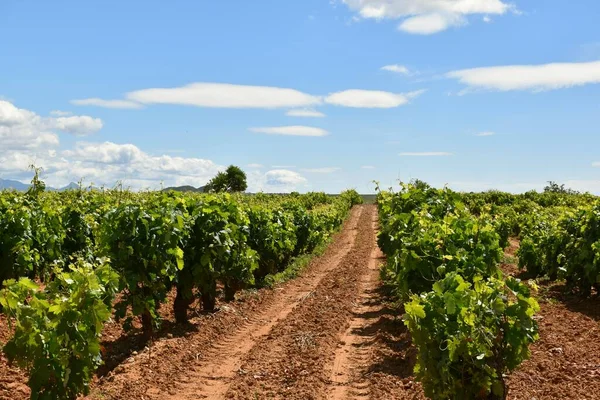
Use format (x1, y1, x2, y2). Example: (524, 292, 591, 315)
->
(0, 257, 119, 400)
(99, 195, 188, 336)
(177, 195, 257, 318)
(404, 273, 539, 400)
(382, 210, 502, 298)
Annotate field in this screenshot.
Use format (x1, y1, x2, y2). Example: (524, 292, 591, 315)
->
(1, 182, 600, 399)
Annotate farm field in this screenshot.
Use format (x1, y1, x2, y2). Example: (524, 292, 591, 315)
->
(4, 0, 600, 398)
(1, 182, 600, 400)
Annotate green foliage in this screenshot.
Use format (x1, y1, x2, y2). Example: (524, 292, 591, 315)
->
(247, 205, 297, 281)
(339, 189, 364, 207)
(0, 257, 119, 400)
(377, 181, 542, 399)
(377, 184, 502, 298)
(404, 273, 539, 400)
(0, 193, 65, 284)
(98, 194, 188, 335)
(178, 194, 257, 314)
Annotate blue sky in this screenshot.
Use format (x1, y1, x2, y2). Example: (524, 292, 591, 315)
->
(1, 0, 599, 193)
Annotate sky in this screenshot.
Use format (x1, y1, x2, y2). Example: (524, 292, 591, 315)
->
(1, 0, 599, 193)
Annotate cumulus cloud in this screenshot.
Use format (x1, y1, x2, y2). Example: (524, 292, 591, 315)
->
(0, 100, 311, 192)
(475, 131, 495, 136)
(300, 167, 341, 173)
(249, 126, 329, 137)
(447, 61, 600, 92)
(265, 169, 307, 186)
(0, 100, 105, 154)
(325, 89, 424, 108)
(53, 116, 103, 136)
(244, 169, 308, 193)
(342, 0, 513, 34)
(56, 141, 223, 189)
(400, 152, 452, 156)
(71, 98, 143, 109)
(247, 163, 264, 168)
(126, 83, 321, 109)
(285, 109, 326, 117)
(381, 64, 410, 74)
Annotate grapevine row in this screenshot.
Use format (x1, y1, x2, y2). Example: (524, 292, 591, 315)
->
(377, 182, 539, 400)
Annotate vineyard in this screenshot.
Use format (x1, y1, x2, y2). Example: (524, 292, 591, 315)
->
(1, 179, 599, 399)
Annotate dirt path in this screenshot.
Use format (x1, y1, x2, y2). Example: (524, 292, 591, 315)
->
(164, 207, 367, 400)
(223, 205, 378, 399)
(501, 240, 600, 400)
(327, 227, 384, 400)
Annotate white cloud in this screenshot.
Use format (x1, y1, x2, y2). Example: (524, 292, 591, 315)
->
(56, 141, 223, 189)
(53, 116, 103, 136)
(342, 0, 513, 34)
(0, 100, 103, 154)
(361, 165, 376, 169)
(286, 109, 326, 118)
(272, 165, 296, 168)
(127, 83, 321, 109)
(475, 131, 495, 136)
(71, 98, 143, 109)
(399, 13, 464, 34)
(400, 152, 452, 156)
(325, 89, 424, 108)
(0, 101, 310, 192)
(0, 100, 39, 127)
(265, 169, 307, 186)
(75, 82, 426, 111)
(249, 126, 329, 137)
(447, 61, 600, 92)
(50, 110, 72, 117)
(592, 162, 600, 167)
(381, 64, 410, 74)
(247, 163, 264, 168)
(244, 169, 308, 193)
(300, 167, 341, 173)
(63, 142, 144, 164)
(483, 15, 492, 23)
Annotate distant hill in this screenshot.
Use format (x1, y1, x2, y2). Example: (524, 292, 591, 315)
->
(0, 178, 30, 191)
(58, 182, 81, 191)
(0, 179, 85, 192)
(162, 185, 206, 193)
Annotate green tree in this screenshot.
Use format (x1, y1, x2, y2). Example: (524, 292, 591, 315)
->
(204, 165, 248, 193)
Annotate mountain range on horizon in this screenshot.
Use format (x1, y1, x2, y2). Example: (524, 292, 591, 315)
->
(0, 178, 86, 192)
(0, 178, 209, 193)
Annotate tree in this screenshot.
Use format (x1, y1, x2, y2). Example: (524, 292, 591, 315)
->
(544, 181, 578, 194)
(204, 165, 248, 193)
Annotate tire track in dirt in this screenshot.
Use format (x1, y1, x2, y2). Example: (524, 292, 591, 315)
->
(224, 205, 377, 400)
(164, 206, 366, 400)
(327, 221, 384, 400)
